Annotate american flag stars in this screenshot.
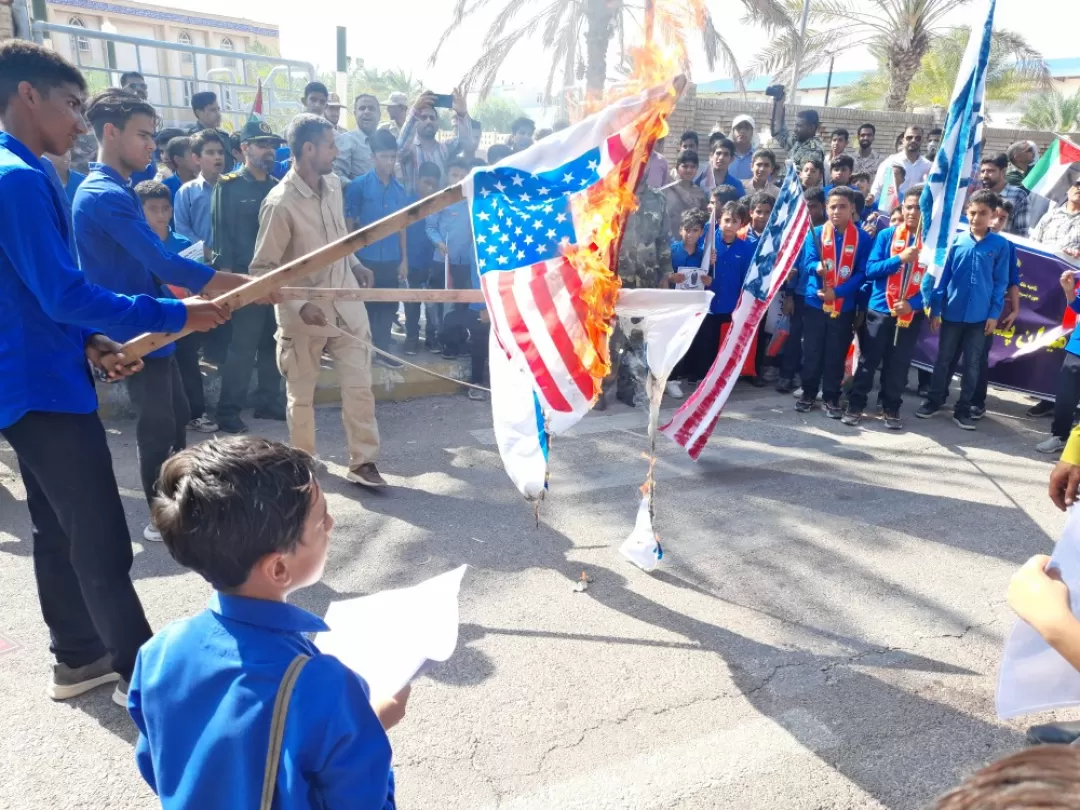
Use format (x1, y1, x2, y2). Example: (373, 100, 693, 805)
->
(469, 146, 604, 273)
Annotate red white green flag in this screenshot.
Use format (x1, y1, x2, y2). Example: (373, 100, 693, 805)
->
(248, 78, 264, 123)
(1023, 136, 1080, 198)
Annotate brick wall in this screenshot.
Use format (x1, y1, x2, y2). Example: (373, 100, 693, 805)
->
(664, 83, 1063, 166)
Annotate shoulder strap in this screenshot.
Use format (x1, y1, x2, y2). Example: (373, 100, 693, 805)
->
(260, 655, 310, 810)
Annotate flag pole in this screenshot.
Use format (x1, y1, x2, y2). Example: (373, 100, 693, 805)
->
(893, 209, 923, 347)
(117, 184, 465, 361)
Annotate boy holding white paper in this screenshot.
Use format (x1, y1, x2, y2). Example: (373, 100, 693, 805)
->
(127, 436, 408, 810)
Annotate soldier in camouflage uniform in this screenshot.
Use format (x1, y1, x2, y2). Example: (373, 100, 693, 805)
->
(775, 109, 825, 171)
(599, 180, 672, 408)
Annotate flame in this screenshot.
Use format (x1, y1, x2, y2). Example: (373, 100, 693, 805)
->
(558, 19, 687, 399)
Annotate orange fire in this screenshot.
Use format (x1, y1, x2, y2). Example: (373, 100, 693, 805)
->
(559, 30, 685, 399)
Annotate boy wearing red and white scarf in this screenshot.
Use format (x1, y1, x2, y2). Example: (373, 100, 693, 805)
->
(797, 186, 871, 417)
(845, 186, 927, 430)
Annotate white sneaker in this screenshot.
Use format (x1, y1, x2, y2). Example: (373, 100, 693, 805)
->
(1036, 436, 1068, 454)
(665, 380, 685, 399)
(187, 415, 218, 433)
(142, 524, 163, 542)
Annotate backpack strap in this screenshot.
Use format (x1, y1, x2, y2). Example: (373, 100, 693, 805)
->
(260, 654, 310, 810)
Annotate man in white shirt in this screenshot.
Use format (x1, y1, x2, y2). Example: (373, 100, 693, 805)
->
(333, 93, 380, 182)
(870, 125, 931, 203)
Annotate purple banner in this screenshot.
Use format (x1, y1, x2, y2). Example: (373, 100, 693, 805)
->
(912, 235, 1080, 400)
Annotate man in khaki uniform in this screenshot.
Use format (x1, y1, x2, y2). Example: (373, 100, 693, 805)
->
(249, 113, 386, 487)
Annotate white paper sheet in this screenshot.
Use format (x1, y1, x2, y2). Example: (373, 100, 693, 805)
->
(675, 266, 704, 291)
(178, 241, 205, 263)
(996, 507, 1080, 718)
(316, 565, 467, 702)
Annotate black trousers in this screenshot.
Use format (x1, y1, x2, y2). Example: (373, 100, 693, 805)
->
(2, 411, 152, 681)
(849, 310, 924, 413)
(173, 332, 204, 420)
(927, 320, 987, 417)
(439, 307, 490, 383)
(1052, 353, 1080, 439)
(800, 306, 855, 404)
(779, 294, 806, 381)
(126, 355, 189, 505)
(673, 313, 728, 382)
(365, 260, 402, 353)
(972, 332, 994, 411)
(216, 304, 283, 420)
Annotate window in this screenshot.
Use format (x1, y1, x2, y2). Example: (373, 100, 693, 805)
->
(178, 30, 193, 65)
(182, 79, 195, 108)
(68, 17, 90, 56)
(220, 37, 236, 69)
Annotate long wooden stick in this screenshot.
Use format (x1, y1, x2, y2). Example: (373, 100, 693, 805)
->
(281, 287, 486, 303)
(117, 183, 465, 361)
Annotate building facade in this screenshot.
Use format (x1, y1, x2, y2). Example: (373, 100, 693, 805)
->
(44, 0, 279, 126)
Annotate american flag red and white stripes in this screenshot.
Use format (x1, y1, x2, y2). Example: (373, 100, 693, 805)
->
(661, 166, 811, 459)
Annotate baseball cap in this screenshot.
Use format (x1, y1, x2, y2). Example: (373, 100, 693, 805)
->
(327, 93, 344, 109)
(384, 92, 408, 108)
(732, 114, 756, 131)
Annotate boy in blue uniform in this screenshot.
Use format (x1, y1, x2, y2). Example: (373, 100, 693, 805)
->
(844, 185, 926, 429)
(129, 437, 409, 810)
(402, 161, 441, 356)
(797, 186, 870, 417)
(777, 187, 826, 394)
(74, 88, 254, 544)
(0, 41, 228, 705)
(680, 201, 754, 381)
(424, 158, 476, 357)
(917, 190, 1010, 430)
(345, 128, 408, 365)
(665, 208, 709, 396)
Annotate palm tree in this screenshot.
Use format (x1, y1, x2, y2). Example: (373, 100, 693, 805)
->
(743, 0, 851, 93)
(834, 27, 1048, 112)
(1020, 88, 1080, 132)
(752, 0, 1045, 111)
(430, 0, 790, 104)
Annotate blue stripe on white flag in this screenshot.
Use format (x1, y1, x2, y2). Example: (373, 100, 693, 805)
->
(919, 0, 996, 281)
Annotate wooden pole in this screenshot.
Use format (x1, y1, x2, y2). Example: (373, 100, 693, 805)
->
(281, 287, 486, 303)
(116, 183, 465, 361)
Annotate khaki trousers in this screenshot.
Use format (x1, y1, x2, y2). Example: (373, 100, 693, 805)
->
(277, 322, 380, 470)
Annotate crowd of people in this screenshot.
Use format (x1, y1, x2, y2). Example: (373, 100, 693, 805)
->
(7, 36, 1080, 810)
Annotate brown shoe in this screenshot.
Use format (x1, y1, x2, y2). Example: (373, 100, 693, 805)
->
(347, 462, 387, 488)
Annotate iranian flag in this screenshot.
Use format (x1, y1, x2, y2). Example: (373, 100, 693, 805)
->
(248, 78, 264, 122)
(1023, 136, 1080, 197)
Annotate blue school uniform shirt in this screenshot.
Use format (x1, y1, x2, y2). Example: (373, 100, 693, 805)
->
(405, 197, 434, 272)
(669, 237, 704, 270)
(0, 133, 186, 430)
(73, 163, 214, 358)
(709, 235, 755, 314)
(130, 161, 156, 187)
(64, 168, 86, 203)
(40, 157, 77, 258)
(345, 171, 408, 264)
(694, 169, 745, 198)
(864, 225, 925, 314)
(173, 175, 215, 247)
(802, 224, 870, 313)
(927, 230, 1009, 324)
(162, 172, 182, 203)
(163, 230, 192, 256)
(129, 592, 395, 810)
(425, 199, 474, 265)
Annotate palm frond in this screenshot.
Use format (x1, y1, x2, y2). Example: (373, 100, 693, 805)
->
(458, 11, 549, 99)
(428, 0, 504, 67)
(736, 0, 797, 33)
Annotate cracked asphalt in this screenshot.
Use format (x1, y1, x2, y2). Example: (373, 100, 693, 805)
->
(0, 376, 1073, 810)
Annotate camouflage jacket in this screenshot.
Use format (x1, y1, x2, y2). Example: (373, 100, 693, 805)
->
(618, 187, 671, 289)
(776, 130, 825, 170)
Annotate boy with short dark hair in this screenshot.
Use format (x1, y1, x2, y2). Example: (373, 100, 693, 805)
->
(136, 180, 192, 258)
(743, 192, 774, 243)
(845, 185, 927, 430)
(662, 148, 708, 235)
(827, 154, 854, 192)
(129, 436, 409, 809)
(796, 186, 870, 417)
(162, 135, 198, 202)
(777, 187, 827, 393)
(697, 137, 745, 196)
(800, 158, 824, 190)
(917, 189, 1010, 430)
(747, 149, 779, 197)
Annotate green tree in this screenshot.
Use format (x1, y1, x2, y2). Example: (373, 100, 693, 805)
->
(1020, 88, 1080, 132)
(834, 27, 1048, 112)
(472, 96, 527, 132)
(430, 0, 790, 103)
(751, 0, 1047, 111)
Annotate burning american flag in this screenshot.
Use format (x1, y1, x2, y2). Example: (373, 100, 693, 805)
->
(462, 79, 687, 499)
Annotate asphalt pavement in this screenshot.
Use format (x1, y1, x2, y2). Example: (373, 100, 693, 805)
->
(0, 378, 1071, 810)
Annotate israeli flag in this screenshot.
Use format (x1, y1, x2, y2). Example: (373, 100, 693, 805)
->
(919, 0, 996, 279)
